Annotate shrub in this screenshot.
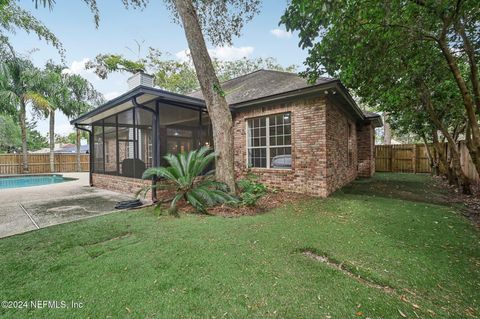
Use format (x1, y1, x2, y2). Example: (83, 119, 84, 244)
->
(139, 147, 237, 213)
(237, 172, 268, 206)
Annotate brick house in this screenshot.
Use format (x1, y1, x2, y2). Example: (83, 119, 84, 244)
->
(72, 70, 382, 200)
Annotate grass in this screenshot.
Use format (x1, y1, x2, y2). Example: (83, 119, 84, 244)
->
(0, 173, 479, 318)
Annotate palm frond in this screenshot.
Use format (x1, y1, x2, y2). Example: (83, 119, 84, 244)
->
(24, 91, 51, 112)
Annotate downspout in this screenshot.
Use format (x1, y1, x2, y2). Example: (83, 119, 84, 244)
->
(132, 96, 159, 202)
(74, 124, 93, 187)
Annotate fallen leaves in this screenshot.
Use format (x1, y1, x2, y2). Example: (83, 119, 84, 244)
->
(398, 309, 407, 318)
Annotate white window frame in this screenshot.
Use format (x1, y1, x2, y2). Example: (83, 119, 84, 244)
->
(246, 112, 292, 169)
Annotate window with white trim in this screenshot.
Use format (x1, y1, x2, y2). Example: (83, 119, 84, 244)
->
(247, 112, 292, 169)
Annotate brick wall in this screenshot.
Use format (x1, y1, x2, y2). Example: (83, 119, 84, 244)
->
(325, 98, 358, 194)
(93, 95, 374, 198)
(356, 122, 375, 177)
(92, 173, 151, 196)
(232, 96, 328, 197)
(92, 173, 173, 200)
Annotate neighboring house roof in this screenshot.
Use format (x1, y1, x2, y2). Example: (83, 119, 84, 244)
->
(72, 69, 382, 127)
(30, 145, 90, 154)
(56, 145, 90, 153)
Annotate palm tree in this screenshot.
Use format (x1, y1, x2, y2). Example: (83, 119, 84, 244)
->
(0, 54, 49, 173)
(64, 74, 103, 171)
(40, 62, 70, 173)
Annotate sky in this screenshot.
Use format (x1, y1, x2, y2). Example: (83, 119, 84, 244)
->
(9, 0, 310, 136)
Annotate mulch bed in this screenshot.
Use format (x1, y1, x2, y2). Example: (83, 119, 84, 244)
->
(177, 191, 310, 217)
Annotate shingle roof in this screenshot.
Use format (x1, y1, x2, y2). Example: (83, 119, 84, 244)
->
(189, 70, 381, 126)
(188, 69, 336, 106)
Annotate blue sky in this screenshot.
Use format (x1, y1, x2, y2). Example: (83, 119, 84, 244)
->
(11, 0, 309, 136)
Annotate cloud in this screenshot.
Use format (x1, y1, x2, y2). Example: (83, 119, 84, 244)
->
(175, 46, 255, 62)
(209, 46, 254, 61)
(104, 91, 120, 100)
(270, 28, 292, 39)
(175, 49, 191, 62)
(62, 58, 93, 77)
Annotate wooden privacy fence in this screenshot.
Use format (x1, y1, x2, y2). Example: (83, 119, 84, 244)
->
(0, 153, 89, 175)
(376, 144, 431, 173)
(375, 142, 479, 183)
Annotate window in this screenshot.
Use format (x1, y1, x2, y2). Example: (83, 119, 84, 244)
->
(247, 112, 292, 169)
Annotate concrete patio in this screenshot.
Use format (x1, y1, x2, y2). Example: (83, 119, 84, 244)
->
(0, 173, 134, 238)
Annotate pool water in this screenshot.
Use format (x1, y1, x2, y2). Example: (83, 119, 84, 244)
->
(0, 175, 73, 189)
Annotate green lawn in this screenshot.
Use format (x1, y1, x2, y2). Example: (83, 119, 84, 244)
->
(1, 173, 479, 318)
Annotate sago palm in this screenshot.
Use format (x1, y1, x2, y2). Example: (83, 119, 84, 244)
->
(141, 147, 237, 213)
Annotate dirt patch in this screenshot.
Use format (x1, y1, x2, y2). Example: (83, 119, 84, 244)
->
(302, 250, 395, 294)
(81, 232, 140, 259)
(81, 232, 132, 247)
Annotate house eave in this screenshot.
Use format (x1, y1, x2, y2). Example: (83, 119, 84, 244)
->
(365, 115, 383, 128)
(71, 85, 206, 125)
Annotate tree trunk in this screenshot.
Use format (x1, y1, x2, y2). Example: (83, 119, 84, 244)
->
(76, 129, 81, 172)
(173, 0, 236, 192)
(383, 113, 391, 144)
(437, 38, 480, 175)
(455, 19, 480, 114)
(432, 131, 448, 177)
(19, 99, 28, 173)
(422, 89, 471, 194)
(421, 134, 436, 175)
(49, 110, 55, 173)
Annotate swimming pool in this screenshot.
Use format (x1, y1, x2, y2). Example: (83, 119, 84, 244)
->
(0, 175, 75, 189)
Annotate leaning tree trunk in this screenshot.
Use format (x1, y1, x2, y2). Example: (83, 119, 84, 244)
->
(455, 19, 480, 114)
(76, 128, 81, 172)
(173, 0, 236, 192)
(421, 134, 437, 175)
(437, 38, 480, 175)
(423, 90, 471, 194)
(49, 110, 55, 173)
(432, 131, 449, 178)
(19, 99, 28, 173)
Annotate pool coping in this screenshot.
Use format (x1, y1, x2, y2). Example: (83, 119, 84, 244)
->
(0, 173, 76, 180)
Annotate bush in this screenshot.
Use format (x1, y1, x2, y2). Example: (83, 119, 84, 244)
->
(237, 172, 268, 207)
(139, 147, 237, 213)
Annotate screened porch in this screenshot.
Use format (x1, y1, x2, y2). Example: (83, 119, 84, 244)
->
(73, 85, 213, 181)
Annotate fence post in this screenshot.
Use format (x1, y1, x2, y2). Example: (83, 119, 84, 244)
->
(413, 144, 417, 174)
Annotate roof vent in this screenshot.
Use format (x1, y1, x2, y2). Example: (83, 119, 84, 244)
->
(127, 72, 154, 90)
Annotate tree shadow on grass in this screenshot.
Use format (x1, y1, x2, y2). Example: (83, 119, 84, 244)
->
(340, 173, 453, 207)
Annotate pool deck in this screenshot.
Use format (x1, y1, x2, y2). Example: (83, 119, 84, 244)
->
(0, 173, 135, 238)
